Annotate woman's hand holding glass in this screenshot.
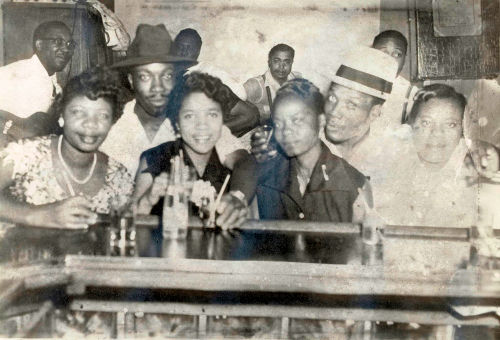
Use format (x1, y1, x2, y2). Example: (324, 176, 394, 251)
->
(146, 172, 170, 207)
(215, 192, 248, 229)
(32, 195, 97, 230)
(469, 140, 500, 183)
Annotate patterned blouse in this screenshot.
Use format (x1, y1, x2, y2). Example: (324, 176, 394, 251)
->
(1, 135, 134, 214)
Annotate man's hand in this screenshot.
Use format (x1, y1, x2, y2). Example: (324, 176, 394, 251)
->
(355, 186, 386, 245)
(215, 192, 248, 229)
(250, 128, 277, 163)
(469, 140, 500, 183)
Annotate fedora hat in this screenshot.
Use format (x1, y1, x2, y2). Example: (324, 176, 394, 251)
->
(329, 47, 398, 100)
(112, 24, 196, 68)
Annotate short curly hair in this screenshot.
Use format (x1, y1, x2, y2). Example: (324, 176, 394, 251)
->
(406, 84, 466, 126)
(272, 78, 324, 115)
(268, 44, 295, 60)
(166, 71, 237, 126)
(55, 66, 127, 123)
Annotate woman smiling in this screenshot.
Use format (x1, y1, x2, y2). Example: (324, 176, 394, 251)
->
(0, 66, 133, 230)
(134, 72, 253, 229)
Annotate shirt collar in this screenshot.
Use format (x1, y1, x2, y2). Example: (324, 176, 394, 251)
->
(263, 69, 295, 88)
(31, 54, 51, 77)
(119, 99, 177, 144)
(261, 142, 353, 194)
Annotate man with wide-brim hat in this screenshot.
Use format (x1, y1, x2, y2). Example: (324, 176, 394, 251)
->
(100, 24, 245, 176)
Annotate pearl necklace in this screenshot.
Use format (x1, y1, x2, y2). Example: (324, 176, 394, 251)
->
(57, 135, 97, 185)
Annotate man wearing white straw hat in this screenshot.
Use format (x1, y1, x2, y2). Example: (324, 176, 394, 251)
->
(252, 47, 500, 203)
(321, 47, 401, 180)
(323, 47, 500, 195)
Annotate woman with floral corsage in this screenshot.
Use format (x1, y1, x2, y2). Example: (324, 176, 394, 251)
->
(0, 66, 134, 230)
(134, 72, 254, 229)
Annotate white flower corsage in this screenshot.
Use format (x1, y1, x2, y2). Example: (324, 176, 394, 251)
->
(190, 180, 216, 208)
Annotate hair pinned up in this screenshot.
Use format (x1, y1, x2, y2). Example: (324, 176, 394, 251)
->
(406, 84, 466, 125)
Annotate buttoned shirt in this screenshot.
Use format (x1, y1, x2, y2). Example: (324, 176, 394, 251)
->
(256, 142, 367, 222)
(99, 100, 244, 175)
(244, 69, 302, 122)
(0, 54, 59, 118)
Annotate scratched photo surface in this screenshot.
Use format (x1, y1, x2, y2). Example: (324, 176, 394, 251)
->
(0, 0, 499, 339)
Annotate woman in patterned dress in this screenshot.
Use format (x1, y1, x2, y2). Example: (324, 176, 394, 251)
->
(0, 66, 133, 230)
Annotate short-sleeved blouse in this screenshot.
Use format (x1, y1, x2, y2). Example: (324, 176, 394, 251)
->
(1, 135, 134, 214)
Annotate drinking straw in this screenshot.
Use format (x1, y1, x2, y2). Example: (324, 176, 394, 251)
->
(208, 174, 231, 227)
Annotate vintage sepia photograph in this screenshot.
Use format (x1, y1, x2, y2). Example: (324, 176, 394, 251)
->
(0, 0, 499, 338)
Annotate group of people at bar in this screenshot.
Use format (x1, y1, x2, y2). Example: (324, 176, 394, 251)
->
(0, 20, 499, 244)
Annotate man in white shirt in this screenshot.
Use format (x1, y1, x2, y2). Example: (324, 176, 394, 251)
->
(100, 24, 246, 176)
(0, 21, 74, 145)
(102, 24, 255, 234)
(0, 21, 73, 119)
(370, 30, 419, 133)
(244, 44, 302, 123)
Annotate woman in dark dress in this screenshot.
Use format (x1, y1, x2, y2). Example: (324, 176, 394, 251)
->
(134, 72, 254, 228)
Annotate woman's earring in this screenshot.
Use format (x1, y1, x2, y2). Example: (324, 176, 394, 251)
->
(58, 117, 64, 128)
(175, 124, 181, 139)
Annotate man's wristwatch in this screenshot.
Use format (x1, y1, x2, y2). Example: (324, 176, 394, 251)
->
(2, 120, 13, 135)
(229, 190, 247, 206)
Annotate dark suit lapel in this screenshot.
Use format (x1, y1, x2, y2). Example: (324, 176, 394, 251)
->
(287, 158, 304, 206)
(260, 155, 304, 212)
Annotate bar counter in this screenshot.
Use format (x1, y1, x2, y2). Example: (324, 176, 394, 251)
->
(0, 217, 499, 338)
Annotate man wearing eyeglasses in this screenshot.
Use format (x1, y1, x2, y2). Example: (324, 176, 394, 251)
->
(0, 21, 74, 145)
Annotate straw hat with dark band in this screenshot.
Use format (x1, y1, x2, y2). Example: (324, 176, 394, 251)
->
(112, 24, 197, 68)
(330, 47, 398, 100)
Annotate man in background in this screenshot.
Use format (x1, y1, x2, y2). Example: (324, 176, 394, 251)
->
(0, 21, 74, 145)
(175, 27, 259, 136)
(101, 23, 256, 231)
(100, 24, 245, 175)
(371, 30, 419, 132)
(244, 44, 302, 123)
(173, 28, 202, 61)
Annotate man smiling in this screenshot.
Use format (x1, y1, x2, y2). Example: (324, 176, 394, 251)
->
(100, 24, 245, 176)
(0, 21, 74, 120)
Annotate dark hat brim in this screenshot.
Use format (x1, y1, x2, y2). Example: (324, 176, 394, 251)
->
(111, 55, 198, 68)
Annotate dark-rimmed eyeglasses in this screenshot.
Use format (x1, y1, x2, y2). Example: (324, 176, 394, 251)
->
(39, 38, 77, 50)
